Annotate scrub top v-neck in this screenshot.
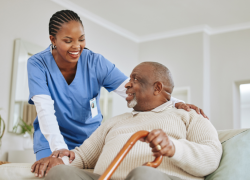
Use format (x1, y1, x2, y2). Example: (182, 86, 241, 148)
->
(53, 53, 80, 86)
(27, 45, 127, 153)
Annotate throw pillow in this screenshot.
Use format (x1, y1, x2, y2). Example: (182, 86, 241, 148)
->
(205, 129, 250, 180)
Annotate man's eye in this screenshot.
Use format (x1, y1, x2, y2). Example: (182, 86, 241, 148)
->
(134, 78, 138, 81)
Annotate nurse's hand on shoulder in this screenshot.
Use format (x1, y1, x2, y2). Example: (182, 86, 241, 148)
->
(175, 102, 209, 119)
(31, 156, 64, 178)
(51, 149, 75, 163)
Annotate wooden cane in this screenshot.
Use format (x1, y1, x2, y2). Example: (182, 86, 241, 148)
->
(98, 130, 163, 180)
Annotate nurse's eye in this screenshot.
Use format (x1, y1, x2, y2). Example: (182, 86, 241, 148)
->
(65, 41, 72, 43)
(79, 39, 85, 42)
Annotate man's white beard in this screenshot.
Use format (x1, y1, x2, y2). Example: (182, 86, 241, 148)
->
(127, 95, 137, 108)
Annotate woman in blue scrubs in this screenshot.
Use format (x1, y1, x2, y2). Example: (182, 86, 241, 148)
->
(28, 10, 207, 162)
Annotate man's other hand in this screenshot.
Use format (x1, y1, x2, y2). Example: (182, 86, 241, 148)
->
(140, 129, 175, 157)
(50, 149, 75, 163)
(175, 102, 209, 119)
(31, 157, 64, 178)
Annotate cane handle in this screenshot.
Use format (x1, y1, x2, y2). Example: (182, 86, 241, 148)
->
(98, 130, 163, 180)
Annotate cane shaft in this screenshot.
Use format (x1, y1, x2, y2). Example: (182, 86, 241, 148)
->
(98, 130, 163, 180)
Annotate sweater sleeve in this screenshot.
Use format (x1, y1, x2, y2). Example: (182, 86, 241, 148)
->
(169, 111, 222, 177)
(69, 116, 121, 169)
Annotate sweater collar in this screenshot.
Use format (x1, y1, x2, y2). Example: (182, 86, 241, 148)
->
(131, 101, 174, 116)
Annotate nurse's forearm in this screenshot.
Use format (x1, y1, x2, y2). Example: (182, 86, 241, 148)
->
(113, 78, 185, 106)
(32, 95, 68, 152)
(113, 78, 129, 99)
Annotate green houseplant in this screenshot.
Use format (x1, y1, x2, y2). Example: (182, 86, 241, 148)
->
(13, 118, 34, 137)
(13, 118, 34, 149)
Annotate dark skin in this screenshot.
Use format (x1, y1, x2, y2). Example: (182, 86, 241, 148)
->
(141, 129, 176, 157)
(125, 63, 177, 157)
(31, 157, 64, 178)
(125, 64, 172, 111)
(32, 37, 209, 178)
(125, 63, 177, 156)
(31, 20, 85, 178)
(125, 63, 208, 116)
(32, 63, 209, 178)
(50, 20, 86, 85)
(176, 103, 207, 118)
(31, 63, 209, 178)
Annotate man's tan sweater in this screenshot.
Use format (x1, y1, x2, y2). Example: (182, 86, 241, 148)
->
(70, 102, 222, 180)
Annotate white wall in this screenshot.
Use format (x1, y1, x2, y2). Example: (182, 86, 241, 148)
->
(139, 30, 250, 130)
(80, 15, 139, 117)
(1, 0, 250, 162)
(139, 33, 204, 108)
(210, 29, 250, 130)
(0, 0, 138, 161)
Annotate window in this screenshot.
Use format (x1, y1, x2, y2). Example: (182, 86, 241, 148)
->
(240, 83, 250, 128)
(99, 88, 113, 122)
(172, 87, 190, 104)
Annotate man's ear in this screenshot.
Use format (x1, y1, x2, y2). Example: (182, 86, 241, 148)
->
(153, 82, 163, 95)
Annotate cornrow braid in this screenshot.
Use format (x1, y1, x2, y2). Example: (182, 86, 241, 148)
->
(49, 10, 83, 37)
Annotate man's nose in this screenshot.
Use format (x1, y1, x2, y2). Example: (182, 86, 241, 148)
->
(125, 81, 132, 89)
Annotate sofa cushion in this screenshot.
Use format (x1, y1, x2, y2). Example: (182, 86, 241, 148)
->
(0, 163, 41, 180)
(205, 129, 250, 180)
(0, 163, 95, 180)
(217, 128, 249, 143)
(0, 129, 249, 180)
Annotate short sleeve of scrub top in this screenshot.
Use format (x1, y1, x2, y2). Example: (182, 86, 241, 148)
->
(95, 55, 127, 92)
(27, 46, 127, 153)
(27, 55, 51, 101)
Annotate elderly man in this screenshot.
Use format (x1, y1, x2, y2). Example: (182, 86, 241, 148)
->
(32, 62, 222, 180)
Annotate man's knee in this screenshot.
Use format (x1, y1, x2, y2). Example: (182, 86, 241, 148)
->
(45, 165, 73, 180)
(125, 166, 158, 180)
(125, 166, 175, 180)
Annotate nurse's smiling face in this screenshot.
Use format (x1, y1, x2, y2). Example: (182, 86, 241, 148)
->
(50, 20, 85, 64)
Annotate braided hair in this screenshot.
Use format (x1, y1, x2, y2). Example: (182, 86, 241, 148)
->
(49, 10, 83, 37)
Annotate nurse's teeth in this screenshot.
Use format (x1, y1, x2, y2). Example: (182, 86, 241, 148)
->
(69, 52, 79, 55)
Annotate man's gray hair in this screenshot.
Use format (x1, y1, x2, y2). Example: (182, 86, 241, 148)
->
(141, 61, 174, 93)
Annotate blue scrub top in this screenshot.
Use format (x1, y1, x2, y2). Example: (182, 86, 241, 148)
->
(27, 46, 127, 153)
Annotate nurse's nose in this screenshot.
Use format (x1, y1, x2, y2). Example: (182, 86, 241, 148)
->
(72, 41, 81, 49)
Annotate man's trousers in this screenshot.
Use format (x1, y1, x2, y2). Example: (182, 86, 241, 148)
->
(45, 165, 182, 180)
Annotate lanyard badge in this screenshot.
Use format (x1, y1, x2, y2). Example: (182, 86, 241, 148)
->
(90, 98, 98, 118)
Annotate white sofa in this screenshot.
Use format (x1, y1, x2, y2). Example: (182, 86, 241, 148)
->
(0, 129, 248, 180)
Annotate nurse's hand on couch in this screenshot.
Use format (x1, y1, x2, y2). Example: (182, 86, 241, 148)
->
(51, 149, 75, 163)
(31, 156, 64, 178)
